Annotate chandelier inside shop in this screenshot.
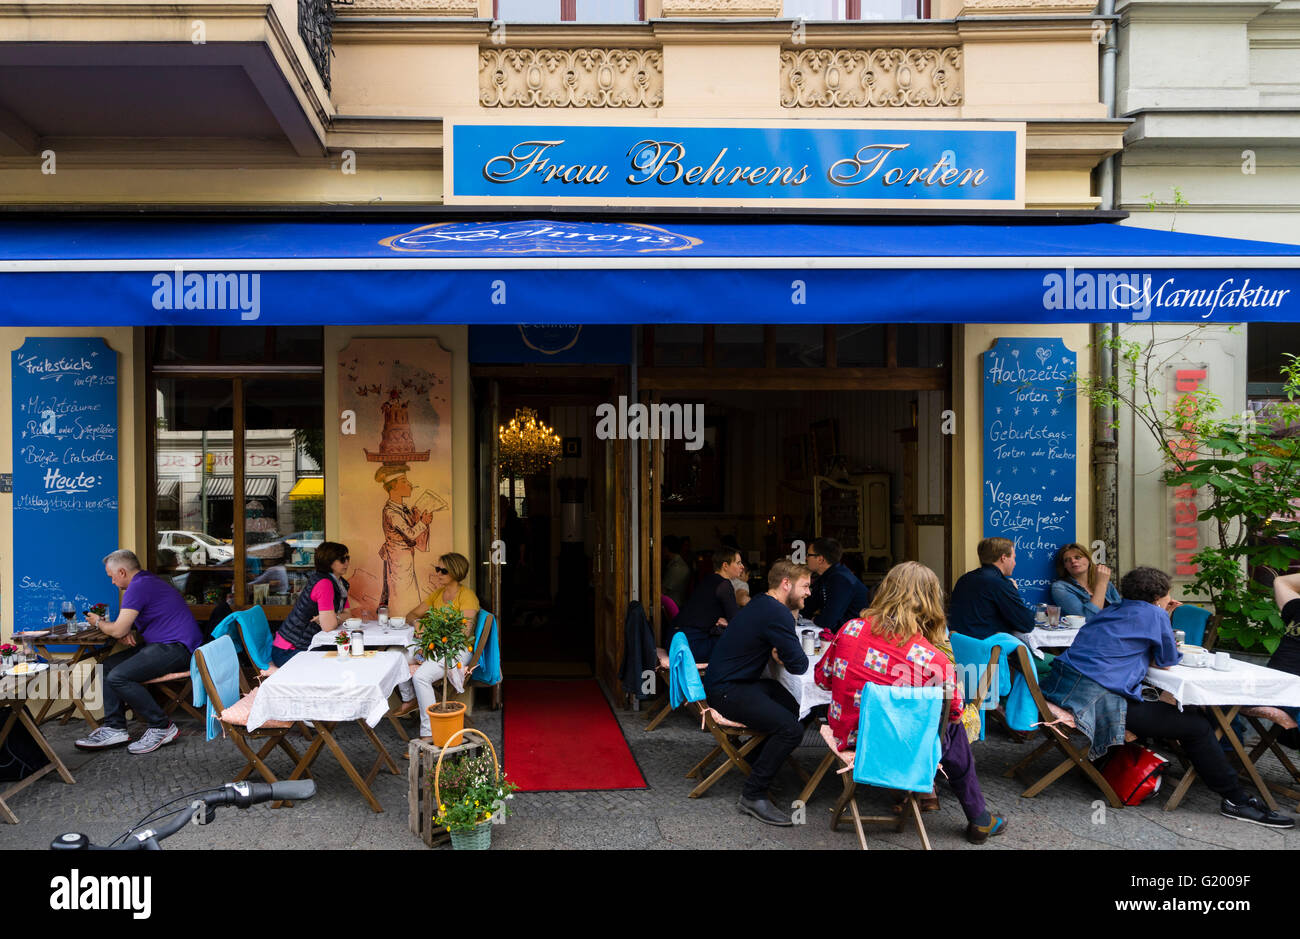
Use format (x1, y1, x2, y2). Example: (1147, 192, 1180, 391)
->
(498, 407, 562, 476)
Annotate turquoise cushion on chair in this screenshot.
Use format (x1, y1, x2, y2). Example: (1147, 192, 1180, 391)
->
(1171, 604, 1212, 647)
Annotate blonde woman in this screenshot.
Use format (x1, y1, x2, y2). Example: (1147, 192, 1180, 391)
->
(814, 561, 1007, 845)
(397, 552, 480, 740)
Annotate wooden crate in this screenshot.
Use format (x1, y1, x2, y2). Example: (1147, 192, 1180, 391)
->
(408, 736, 482, 848)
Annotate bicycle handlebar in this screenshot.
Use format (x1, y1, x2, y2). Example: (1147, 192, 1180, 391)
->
(51, 779, 317, 850)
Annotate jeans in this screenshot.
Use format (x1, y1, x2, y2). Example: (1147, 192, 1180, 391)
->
(102, 642, 192, 731)
(711, 679, 803, 801)
(270, 645, 300, 668)
(1125, 699, 1242, 797)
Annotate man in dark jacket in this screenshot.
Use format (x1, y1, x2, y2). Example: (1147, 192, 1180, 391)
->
(948, 537, 1036, 641)
(671, 547, 744, 663)
(703, 559, 811, 827)
(804, 538, 870, 632)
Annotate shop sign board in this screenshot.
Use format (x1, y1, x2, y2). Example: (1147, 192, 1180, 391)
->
(446, 119, 1025, 209)
(982, 337, 1077, 605)
(10, 337, 119, 630)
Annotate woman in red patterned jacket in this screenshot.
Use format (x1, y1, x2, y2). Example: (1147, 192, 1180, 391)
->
(815, 561, 1007, 845)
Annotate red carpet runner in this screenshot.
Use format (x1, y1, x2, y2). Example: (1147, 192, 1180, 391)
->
(503, 679, 648, 792)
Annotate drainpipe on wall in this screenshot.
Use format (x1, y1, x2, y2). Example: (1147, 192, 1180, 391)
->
(1094, 0, 1121, 571)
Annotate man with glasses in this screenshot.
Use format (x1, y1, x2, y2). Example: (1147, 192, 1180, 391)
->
(804, 538, 870, 632)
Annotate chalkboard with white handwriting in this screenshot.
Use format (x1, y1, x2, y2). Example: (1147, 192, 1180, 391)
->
(982, 337, 1076, 605)
(11, 338, 119, 632)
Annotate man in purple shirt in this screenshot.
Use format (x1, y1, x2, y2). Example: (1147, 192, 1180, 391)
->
(75, 548, 203, 755)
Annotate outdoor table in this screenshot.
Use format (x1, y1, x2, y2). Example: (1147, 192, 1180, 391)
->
(246, 649, 407, 812)
(12, 627, 117, 728)
(1024, 625, 1082, 660)
(308, 621, 415, 650)
(768, 645, 830, 721)
(1144, 657, 1300, 812)
(0, 665, 76, 823)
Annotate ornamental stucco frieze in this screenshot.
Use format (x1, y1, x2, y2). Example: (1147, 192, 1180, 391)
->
(780, 47, 962, 108)
(660, 0, 784, 16)
(480, 48, 664, 107)
(346, 0, 479, 13)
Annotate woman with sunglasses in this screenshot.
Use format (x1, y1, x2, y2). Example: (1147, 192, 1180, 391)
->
(394, 552, 479, 739)
(270, 541, 365, 667)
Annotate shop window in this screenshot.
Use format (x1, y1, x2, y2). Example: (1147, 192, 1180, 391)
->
(772, 325, 825, 367)
(784, 0, 929, 19)
(149, 328, 324, 621)
(1248, 324, 1300, 393)
(494, 0, 644, 21)
(714, 325, 766, 368)
(652, 325, 705, 367)
(834, 325, 886, 367)
(896, 324, 947, 368)
(152, 326, 323, 366)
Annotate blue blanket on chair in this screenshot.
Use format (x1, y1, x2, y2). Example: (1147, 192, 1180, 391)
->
(191, 635, 240, 742)
(471, 611, 501, 686)
(668, 631, 706, 709)
(853, 683, 944, 793)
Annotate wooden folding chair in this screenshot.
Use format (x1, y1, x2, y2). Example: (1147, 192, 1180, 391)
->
(1240, 705, 1300, 808)
(143, 671, 204, 722)
(823, 684, 954, 851)
(686, 705, 809, 799)
(192, 646, 308, 804)
(1001, 645, 1124, 808)
(644, 646, 709, 732)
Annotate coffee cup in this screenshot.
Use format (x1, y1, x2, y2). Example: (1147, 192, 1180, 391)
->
(344, 617, 363, 629)
(1213, 651, 1231, 671)
(1180, 645, 1210, 668)
(389, 617, 406, 628)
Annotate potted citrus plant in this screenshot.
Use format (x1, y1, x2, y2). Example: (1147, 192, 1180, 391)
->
(416, 603, 473, 746)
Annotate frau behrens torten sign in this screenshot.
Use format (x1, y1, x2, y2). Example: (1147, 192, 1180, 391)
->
(446, 120, 1025, 209)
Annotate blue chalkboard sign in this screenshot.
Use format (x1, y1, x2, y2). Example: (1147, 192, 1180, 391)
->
(982, 338, 1077, 605)
(11, 338, 119, 632)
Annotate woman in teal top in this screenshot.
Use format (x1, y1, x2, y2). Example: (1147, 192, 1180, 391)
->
(1049, 542, 1120, 621)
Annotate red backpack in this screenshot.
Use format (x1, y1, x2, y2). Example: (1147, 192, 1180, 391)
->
(1101, 743, 1170, 806)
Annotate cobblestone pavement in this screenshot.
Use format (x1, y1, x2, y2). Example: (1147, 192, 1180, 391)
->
(2, 684, 1297, 851)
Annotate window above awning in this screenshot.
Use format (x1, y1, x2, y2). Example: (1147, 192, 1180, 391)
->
(1, 218, 1297, 325)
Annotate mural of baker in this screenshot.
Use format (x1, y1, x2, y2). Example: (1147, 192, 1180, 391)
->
(337, 340, 452, 617)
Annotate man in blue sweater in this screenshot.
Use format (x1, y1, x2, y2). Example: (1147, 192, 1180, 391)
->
(949, 537, 1036, 641)
(703, 559, 811, 827)
(805, 538, 871, 632)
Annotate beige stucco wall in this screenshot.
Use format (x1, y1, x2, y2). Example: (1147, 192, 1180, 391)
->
(952, 322, 1094, 582)
(323, 326, 477, 593)
(0, 327, 141, 642)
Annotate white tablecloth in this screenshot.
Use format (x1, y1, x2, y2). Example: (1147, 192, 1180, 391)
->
(246, 649, 407, 731)
(308, 622, 415, 650)
(1144, 657, 1300, 710)
(1024, 626, 1083, 659)
(768, 647, 831, 721)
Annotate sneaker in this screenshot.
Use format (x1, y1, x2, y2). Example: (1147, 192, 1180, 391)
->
(966, 814, 1008, 845)
(1221, 796, 1295, 829)
(128, 724, 179, 755)
(75, 726, 129, 750)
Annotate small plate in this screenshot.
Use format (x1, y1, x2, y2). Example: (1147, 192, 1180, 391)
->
(3, 662, 50, 677)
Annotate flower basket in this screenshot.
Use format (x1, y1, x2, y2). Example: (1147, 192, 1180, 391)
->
(448, 821, 493, 851)
(432, 728, 509, 850)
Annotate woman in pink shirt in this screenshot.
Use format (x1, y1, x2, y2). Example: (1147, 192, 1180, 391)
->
(271, 542, 367, 667)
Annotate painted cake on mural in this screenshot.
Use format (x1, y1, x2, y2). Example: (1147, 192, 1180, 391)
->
(365, 392, 430, 463)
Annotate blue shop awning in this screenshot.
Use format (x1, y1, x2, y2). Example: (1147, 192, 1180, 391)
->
(1, 218, 1298, 325)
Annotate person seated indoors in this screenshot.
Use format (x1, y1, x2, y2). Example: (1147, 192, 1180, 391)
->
(1040, 566, 1293, 829)
(948, 537, 1036, 641)
(1050, 542, 1119, 622)
(76, 549, 206, 755)
(703, 559, 811, 827)
(816, 561, 1007, 845)
(671, 547, 744, 664)
(269, 541, 366, 667)
(396, 552, 479, 742)
(804, 537, 871, 633)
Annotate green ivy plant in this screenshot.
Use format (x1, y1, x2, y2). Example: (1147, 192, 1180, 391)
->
(416, 603, 472, 711)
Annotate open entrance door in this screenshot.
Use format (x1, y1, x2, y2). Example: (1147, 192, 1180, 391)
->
(593, 433, 630, 690)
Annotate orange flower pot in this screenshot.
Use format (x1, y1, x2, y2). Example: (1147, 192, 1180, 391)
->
(427, 701, 467, 748)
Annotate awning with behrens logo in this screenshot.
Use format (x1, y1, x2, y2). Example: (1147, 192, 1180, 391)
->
(1, 218, 1298, 325)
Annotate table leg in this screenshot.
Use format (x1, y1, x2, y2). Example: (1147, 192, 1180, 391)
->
(0, 696, 74, 824)
(357, 719, 401, 778)
(314, 721, 384, 813)
(1211, 705, 1278, 812)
